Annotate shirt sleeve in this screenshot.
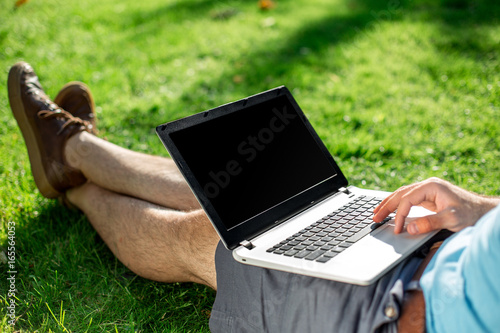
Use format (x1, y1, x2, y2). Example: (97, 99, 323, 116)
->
(420, 204, 500, 333)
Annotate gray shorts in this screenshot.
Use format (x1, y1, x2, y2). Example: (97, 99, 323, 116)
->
(209, 242, 423, 333)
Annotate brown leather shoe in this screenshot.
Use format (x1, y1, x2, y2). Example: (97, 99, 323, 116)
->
(54, 81, 98, 135)
(8, 62, 92, 198)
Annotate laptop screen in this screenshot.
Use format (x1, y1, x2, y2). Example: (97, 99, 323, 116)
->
(169, 94, 338, 230)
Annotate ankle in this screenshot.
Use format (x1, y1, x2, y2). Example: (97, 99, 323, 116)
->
(64, 131, 92, 170)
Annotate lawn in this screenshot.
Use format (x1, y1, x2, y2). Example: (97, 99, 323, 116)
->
(1, 0, 499, 331)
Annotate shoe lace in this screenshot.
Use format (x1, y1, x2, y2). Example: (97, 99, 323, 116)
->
(37, 107, 91, 135)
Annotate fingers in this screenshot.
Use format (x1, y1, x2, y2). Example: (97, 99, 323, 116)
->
(374, 178, 444, 234)
(373, 183, 420, 222)
(406, 208, 457, 235)
(373, 177, 479, 235)
(393, 186, 438, 233)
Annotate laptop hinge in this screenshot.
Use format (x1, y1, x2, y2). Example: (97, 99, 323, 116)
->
(240, 240, 255, 250)
(339, 187, 355, 197)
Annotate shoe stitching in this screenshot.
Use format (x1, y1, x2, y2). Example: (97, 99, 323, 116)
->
(22, 73, 92, 135)
(37, 108, 91, 135)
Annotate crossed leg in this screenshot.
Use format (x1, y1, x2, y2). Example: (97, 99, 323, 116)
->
(64, 131, 220, 289)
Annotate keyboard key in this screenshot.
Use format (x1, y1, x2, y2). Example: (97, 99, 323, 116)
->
(323, 251, 339, 258)
(332, 246, 346, 253)
(284, 249, 299, 257)
(372, 222, 385, 230)
(345, 224, 374, 243)
(305, 250, 326, 261)
(267, 196, 386, 261)
(316, 256, 332, 263)
(294, 249, 312, 259)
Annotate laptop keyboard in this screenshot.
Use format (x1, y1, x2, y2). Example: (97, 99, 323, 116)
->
(266, 196, 391, 263)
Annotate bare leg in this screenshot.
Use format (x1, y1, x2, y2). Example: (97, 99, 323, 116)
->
(67, 182, 219, 289)
(9, 62, 218, 288)
(64, 131, 199, 211)
(63, 131, 220, 289)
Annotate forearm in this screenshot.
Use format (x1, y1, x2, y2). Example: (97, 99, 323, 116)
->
(438, 184, 500, 229)
(475, 195, 500, 221)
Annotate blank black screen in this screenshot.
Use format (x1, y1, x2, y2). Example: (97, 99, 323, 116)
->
(170, 95, 337, 230)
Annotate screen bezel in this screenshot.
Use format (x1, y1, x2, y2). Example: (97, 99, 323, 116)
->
(156, 86, 348, 249)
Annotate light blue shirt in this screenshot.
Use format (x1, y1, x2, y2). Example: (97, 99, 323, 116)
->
(421, 204, 500, 333)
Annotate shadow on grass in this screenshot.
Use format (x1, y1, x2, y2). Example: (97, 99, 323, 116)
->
(113, 0, 500, 134)
(4, 201, 214, 330)
(124, 0, 223, 26)
(234, 0, 500, 86)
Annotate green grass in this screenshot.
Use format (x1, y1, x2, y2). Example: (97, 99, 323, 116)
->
(1, 0, 499, 331)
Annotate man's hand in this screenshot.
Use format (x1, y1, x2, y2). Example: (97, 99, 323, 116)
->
(373, 177, 500, 235)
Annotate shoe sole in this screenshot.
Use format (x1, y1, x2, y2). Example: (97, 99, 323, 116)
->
(8, 63, 62, 198)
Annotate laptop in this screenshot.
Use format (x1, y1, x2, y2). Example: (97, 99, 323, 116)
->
(156, 86, 438, 285)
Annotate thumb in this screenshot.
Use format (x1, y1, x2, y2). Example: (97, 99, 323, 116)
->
(407, 208, 455, 235)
